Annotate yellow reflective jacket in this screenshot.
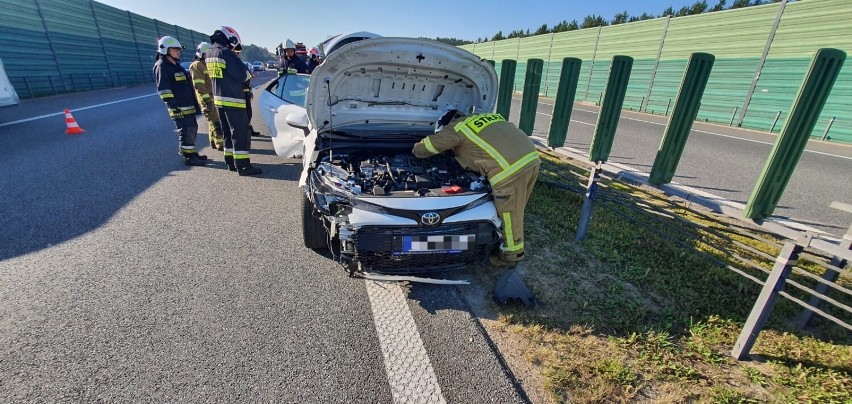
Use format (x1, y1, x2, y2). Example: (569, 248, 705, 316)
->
(413, 113, 540, 186)
(189, 59, 213, 104)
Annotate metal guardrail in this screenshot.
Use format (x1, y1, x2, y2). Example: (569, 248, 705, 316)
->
(539, 154, 851, 361)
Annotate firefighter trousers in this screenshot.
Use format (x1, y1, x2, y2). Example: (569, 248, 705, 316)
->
(218, 106, 252, 162)
(491, 160, 540, 262)
(174, 115, 199, 156)
(202, 100, 224, 147)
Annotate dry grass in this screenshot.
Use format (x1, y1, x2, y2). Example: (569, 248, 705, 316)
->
(478, 151, 852, 403)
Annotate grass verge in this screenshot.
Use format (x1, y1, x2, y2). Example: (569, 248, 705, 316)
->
(476, 151, 851, 403)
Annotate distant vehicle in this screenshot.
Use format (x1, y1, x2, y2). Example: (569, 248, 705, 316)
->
(266, 60, 277, 69)
(252, 61, 265, 71)
(0, 58, 19, 107)
(180, 61, 192, 70)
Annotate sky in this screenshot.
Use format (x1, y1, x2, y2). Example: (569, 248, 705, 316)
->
(98, 0, 712, 52)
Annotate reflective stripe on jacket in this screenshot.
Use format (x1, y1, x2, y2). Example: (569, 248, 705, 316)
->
(413, 113, 539, 186)
(153, 57, 198, 116)
(189, 59, 213, 103)
(206, 43, 252, 109)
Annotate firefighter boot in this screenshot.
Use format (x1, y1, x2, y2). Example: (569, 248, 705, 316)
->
(224, 155, 237, 171)
(184, 153, 207, 166)
(235, 158, 262, 176)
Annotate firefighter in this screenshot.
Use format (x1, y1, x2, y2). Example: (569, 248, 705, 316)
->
(206, 26, 262, 176)
(412, 110, 540, 268)
(278, 39, 309, 76)
(307, 47, 321, 74)
(153, 36, 207, 166)
(189, 42, 225, 151)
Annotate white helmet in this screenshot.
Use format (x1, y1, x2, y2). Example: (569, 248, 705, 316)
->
(157, 36, 183, 55)
(196, 42, 210, 58)
(285, 39, 296, 49)
(218, 25, 242, 49)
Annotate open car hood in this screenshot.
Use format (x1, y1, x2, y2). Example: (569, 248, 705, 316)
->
(307, 37, 497, 135)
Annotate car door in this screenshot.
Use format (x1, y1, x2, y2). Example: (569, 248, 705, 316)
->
(259, 74, 311, 158)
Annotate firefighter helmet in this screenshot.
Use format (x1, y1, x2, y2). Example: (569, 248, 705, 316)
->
(196, 42, 210, 59)
(157, 36, 183, 55)
(218, 26, 242, 49)
(309, 47, 319, 58)
(285, 39, 296, 49)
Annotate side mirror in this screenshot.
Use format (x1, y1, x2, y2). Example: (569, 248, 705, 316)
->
(285, 112, 308, 129)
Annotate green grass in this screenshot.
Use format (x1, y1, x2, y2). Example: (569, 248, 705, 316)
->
(485, 151, 852, 403)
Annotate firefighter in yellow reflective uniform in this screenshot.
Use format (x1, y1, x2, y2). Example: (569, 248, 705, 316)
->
(413, 110, 540, 267)
(153, 36, 207, 166)
(189, 42, 225, 150)
(206, 25, 261, 176)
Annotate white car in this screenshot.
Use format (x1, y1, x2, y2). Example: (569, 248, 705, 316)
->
(260, 37, 500, 279)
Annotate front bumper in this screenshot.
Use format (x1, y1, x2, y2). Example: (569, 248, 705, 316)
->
(340, 221, 499, 274)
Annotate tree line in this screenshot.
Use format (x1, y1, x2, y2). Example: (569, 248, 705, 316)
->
(430, 0, 786, 45)
(237, 44, 275, 63)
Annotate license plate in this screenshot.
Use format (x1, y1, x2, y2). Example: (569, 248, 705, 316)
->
(396, 234, 476, 254)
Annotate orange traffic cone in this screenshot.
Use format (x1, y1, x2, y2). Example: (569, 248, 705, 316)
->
(64, 108, 85, 135)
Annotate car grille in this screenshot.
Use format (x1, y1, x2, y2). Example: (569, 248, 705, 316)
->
(351, 221, 497, 274)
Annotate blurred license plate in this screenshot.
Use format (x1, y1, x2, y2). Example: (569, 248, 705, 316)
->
(397, 234, 475, 254)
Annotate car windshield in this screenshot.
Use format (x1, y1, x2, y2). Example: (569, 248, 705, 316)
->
(268, 74, 311, 107)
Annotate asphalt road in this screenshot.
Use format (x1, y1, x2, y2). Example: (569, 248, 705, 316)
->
(507, 96, 852, 237)
(0, 73, 525, 402)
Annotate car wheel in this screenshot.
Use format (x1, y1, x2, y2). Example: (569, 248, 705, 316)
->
(302, 192, 327, 249)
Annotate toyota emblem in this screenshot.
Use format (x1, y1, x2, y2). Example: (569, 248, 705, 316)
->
(421, 212, 441, 226)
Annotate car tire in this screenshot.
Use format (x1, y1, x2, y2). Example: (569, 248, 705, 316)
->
(302, 192, 327, 249)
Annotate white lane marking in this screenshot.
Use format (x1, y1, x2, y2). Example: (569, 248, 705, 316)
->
(531, 102, 852, 161)
(535, 111, 595, 126)
(0, 93, 158, 129)
(366, 280, 446, 404)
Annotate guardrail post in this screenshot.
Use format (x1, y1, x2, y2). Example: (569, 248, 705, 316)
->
(495, 59, 517, 120)
(547, 58, 582, 148)
(576, 162, 602, 241)
(794, 202, 852, 328)
(821, 117, 836, 141)
(744, 48, 846, 219)
(519, 59, 544, 136)
(47, 76, 57, 95)
(589, 56, 633, 163)
(665, 99, 672, 116)
(769, 110, 782, 132)
(22, 77, 33, 98)
(732, 237, 807, 360)
(730, 106, 739, 126)
(649, 53, 715, 185)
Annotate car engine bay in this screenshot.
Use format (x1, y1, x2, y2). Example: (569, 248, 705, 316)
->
(314, 151, 489, 196)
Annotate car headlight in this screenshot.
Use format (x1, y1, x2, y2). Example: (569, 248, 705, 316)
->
(314, 192, 350, 215)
